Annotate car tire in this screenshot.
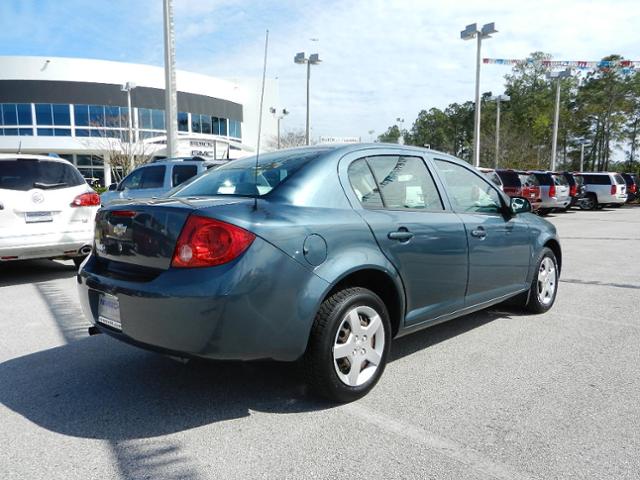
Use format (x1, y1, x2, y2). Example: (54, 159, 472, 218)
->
(523, 247, 559, 314)
(611, 203, 622, 208)
(303, 287, 391, 403)
(537, 208, 551, 216)
(580, 193, 597, 210)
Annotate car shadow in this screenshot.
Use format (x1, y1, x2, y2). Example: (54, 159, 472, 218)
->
(0, 259, 77, 287)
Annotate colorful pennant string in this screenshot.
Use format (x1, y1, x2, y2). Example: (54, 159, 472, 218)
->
(483, 58, 639, 74)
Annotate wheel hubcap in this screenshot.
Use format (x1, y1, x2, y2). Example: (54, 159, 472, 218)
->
(333, 306, 385, 387)
(537, 257, 557, 306)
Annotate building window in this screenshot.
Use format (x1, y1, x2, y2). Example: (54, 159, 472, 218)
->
(178, 112, 188, 132)
(37, 128, 54, 136)
(52, 104, 71, 125)
(105, 106, 121, 128)
(229, 119, 241, 138)
(138, 108, 152, 129)
(191, 114, 201, 133)
(200, 114, 212, 134)
(35, 104, 53, 125)
(219, 117, 227, 136)
(151, 109, 165, 130)
(16, 104, 32, 125)
(89, 105, 105, 127)
(74, 105, 90, 126)
(2, 104, 18, 125)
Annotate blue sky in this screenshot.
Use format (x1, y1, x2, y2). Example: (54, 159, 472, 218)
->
(1, 0, 639, 141)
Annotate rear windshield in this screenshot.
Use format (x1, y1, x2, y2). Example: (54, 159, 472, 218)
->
(0, 158, 85, 191)
(172, 151, 321, 197)
(553, 174, 569, 186)
(519, 174, 539, 186)
(533, 173, 553, 185)
(495, 170, 521, 187)
(614, 174, 625, 185)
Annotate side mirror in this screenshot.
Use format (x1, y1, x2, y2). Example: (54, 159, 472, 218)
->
(108, 183, 118, 191)
(510, 196, 532, 214)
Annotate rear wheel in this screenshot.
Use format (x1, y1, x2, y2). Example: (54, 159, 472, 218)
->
(523, 247, 559, 314)
(303, 287, 391, 403)
(580, 193, 597, 210)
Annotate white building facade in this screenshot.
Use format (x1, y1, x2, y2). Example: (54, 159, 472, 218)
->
(0, 56, 279, 186)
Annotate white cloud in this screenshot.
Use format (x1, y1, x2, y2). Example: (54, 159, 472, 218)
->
(174, 0, 640, 140)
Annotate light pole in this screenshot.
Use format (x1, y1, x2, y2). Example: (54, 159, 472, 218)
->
(396, 117, 405, 144)
(120, 81, 137, 171)
(461, 22, 497, 167)
(548, 68, 571, 171)
(294, 52, 321, 145)
(579, 139, 590, 171)
(162, 0, 178, 158)
(269, 107, 289, 149)
(490, 94, 509, 168)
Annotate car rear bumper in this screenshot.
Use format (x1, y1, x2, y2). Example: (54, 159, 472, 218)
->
(0, 229, 93, 260)
(77, 237, 329, 362)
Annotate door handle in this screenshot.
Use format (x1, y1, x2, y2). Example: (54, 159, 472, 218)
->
(388, 230, 414, 242)
(470, 226, 487, 239)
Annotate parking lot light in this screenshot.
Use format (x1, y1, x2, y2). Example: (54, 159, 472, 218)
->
(120, 81, 137, 171)
(490, 94, 510, 168)
(294, 52, 321, 145)
(461, 22, 498, 167)
(547, 68, 572, 171)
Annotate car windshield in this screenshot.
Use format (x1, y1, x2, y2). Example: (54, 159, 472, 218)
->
(172, 150, 322, 197)
(0, 158, 85, 191)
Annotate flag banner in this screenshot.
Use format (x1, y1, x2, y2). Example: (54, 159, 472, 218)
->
(483, 58, 640, 71)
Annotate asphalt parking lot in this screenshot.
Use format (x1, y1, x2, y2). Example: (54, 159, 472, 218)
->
(1, 206, 639, 480)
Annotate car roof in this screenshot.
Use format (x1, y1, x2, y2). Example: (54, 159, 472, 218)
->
(0, 153, 73, 164)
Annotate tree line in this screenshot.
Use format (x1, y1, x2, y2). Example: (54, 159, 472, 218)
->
(377, 52, 640, 173)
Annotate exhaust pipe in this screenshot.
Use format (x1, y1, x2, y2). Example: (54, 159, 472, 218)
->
(79, 245, 92, 256)
(88, 326, 101, 336)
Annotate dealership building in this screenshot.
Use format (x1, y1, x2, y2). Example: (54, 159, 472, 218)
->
(0, 56, 279, 186)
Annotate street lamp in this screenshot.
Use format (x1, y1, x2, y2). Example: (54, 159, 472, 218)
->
(396, 117, 405, 145)
(294, 52, 321, 145)
(490, 94, 509, 168)
(578, 139, 590, 171)
(120, 81, 137, 171)
(547, 68, 572, 171)
(269, 107, 289, 149)
(461, 22, 498, 167)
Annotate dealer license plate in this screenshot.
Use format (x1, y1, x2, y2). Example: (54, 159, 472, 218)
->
(98, 294, 121, 331)
(25, 211, 53, 223)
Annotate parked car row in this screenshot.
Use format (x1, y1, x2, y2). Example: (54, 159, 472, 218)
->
(479, 168, 635, 215)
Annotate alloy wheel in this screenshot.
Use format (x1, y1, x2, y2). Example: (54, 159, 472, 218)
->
(537, 257, 557, 306)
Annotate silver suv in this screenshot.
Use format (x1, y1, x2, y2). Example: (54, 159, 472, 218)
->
(528, 171, 570, 215)
(575, 172, 627, 210)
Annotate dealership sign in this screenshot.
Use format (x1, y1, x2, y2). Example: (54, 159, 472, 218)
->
(318, 136, 361, 144)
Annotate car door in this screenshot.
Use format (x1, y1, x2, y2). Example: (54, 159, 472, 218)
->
(345, 152, 468, 325)
(432, 158, 531, 306)
(117, 165, 166, 201)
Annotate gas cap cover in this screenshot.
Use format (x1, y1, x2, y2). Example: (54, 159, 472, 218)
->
(303, 234, 327, 266)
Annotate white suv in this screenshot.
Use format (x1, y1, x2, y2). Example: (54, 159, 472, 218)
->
(0, 154, 99, 266)
(575, 172, 627, 209)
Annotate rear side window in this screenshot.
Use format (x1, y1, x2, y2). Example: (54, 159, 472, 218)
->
(613, 174, 625, 185)
(120, 165, 165, 190)
(0, 159, 85, 191)
(347, 159, 384, 209)
(366, 156, 443, 211)
(519, 174, 539, 186)
(582, 174, 611, 185)
(553, 174, 569, 186)
(496, 170, 521, 187)
(172, 164, 198, 187)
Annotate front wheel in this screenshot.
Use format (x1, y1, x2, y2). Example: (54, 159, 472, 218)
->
(524, 247, 559, 314)
(303, 287, 391, 403)
(580, 194, 597, 210)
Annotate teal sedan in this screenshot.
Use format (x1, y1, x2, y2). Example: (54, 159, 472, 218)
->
(78, 144, 561, 402)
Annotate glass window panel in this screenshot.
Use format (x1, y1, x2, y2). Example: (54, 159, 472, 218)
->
(200, 114, 212, 134)
(75, 129, 90, 137)
(171, 165, 198, 187)
(0, 129, 3, 135)
(434, 159, 501, 213)
(35, 104, 53, 125)
(151, 109, 165, 130)
(211, 117, 220, 135)
(18, 128, 33, 136)
(140, 166, 165, 189)
(54, 128, 72, 136)
(348, 159, 384, 208)
(2, 104, 18, 125)
(367, 156, 443, 210)
(37, 128, 54, 136)
(89, 105, 105, 126)
(90, 129, 105, 137)
(138, 108, 152, 129)
(4, 128, 19, 135)
(219, 118, 227, 136)
(191, 114, 201, 133)
(120, 107, 129, 129)
(52, 104, 70, 126)
(105, 106, 121, 128)
(178, 112, 188, 131)
(17, 104, 32, 125)
(74, 105, 89, 126)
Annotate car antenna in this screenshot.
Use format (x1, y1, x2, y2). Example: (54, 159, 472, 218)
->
(17, 140, 22, 154)
(254, 28, 269, 210)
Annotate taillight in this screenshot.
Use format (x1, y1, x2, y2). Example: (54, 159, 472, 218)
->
(570, 185, 577, 197)
(549, 184, 556, 197)
(71, 192, 100, 207)
(631, 184, 637, 193)
(171, 215, 255, 268)
(611, 184, 617, 195)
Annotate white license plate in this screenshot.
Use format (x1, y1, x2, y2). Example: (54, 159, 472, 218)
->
(98, 294, 121, 331)
(25, 211, 53, 223)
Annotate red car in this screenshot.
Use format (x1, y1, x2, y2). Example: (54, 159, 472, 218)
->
(494, 169, 541, 210)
